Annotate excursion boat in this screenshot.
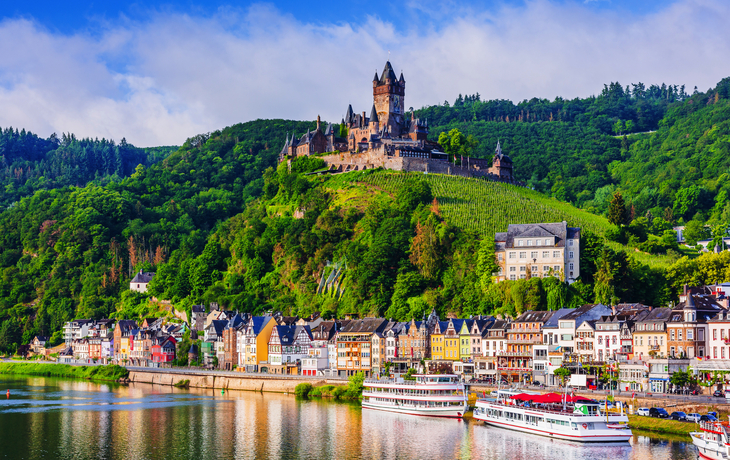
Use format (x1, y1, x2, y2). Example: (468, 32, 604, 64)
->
(361, 374, 468, 418)
(690, 421, 730, 460)
(473, 391, 633, 442)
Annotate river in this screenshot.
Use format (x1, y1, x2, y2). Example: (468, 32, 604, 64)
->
(0, 376, 697, 460)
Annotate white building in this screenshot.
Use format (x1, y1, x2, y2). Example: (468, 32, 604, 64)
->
(129, 269, 155, 293)
(494, 222, 581, 284)
(63, 319, 95, 345)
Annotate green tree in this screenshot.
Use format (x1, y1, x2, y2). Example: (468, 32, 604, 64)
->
(554, 367, 571, 386)
(608, 190, 628, 226)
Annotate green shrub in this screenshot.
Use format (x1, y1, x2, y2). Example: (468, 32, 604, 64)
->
(332, 386, 347, 399)
(295, 382, 313, 398)
(309, 387, 322, 397)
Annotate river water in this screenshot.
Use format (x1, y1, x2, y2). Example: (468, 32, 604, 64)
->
(0, 376, 697, 460)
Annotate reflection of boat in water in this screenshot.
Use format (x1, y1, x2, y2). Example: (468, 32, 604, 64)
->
(470, 420, 633, 460)
(362, 374, 467, 418)
(473, 391, 632, 443)
(690, 421, 730, 459)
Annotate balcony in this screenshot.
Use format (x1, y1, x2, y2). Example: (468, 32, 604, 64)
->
(497, 351, 532, 357)
(506, 339, 543, 344)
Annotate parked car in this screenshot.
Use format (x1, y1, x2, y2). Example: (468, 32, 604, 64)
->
(637, 407, 650, 416)
(686, 413, 701, 423)
(713, 390, 724, 397)
(708, 411, 718, 418)
(597, 400, 615, 409)
(649, 407, 669, 418)
(670, 411, 687, 421)
(700, 414, 718, 422)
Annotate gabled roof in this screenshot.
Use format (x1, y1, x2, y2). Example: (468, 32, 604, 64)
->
(248, 315, 274, 335)
(541, 308, 575, 328)
(339, 318, 387, 334)
(561, 304, 609, 321)
(635, 307, 672, 323)
(116, 320, 138, 333)
(501, 222, 580, 249)
(514, 310, 554, 323)
(131, 270, 155, 284)
(209, 320, 226, 337)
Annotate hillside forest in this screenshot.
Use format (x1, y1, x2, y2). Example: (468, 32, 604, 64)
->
(0, 76, 729, 352)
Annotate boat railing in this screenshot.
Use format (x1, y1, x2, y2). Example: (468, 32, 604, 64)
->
(476, 399, 623, 418)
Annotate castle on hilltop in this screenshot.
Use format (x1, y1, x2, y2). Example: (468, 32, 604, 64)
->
(279, 61, 518, 183)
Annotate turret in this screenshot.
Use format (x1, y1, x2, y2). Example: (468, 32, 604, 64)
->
(369, 104, 379, 129)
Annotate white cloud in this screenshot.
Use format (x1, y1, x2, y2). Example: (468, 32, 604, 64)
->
(0, 0, 728, 146)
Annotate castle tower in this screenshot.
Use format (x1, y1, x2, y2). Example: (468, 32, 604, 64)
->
(373, 61, 405, 137)
(489, 140, 514, 181)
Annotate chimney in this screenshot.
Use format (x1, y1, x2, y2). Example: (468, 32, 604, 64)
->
(684, 285, 688, 295)
(612, 305, 617, 315)
(316, 115, 321, 131)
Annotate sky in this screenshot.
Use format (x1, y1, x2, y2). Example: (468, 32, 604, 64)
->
(0, 0, 729, 147)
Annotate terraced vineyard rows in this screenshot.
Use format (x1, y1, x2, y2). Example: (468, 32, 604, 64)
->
(329, 170, 612, 236)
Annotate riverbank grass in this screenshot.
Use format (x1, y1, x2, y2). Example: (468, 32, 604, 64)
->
(296, 372, 365, 401)
(628, 415, 694, 436)
(0, 363, 129, 382)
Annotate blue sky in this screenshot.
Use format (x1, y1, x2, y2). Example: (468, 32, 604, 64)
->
(0, 0, 728, 146)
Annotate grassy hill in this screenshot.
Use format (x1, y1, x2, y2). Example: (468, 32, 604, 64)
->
(324, 169, 680, 269)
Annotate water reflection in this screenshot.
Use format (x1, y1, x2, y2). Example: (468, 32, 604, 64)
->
(0, 376, 697, 460)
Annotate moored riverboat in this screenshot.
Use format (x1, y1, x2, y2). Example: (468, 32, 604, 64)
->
(473, 392, 632, 442)
(690, 421, 730, 460)
(362, 374, 468, 418)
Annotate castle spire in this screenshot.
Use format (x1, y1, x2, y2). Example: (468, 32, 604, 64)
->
(369, 104, 379, 124)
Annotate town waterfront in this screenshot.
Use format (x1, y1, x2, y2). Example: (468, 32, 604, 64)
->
(0, 376, 698, 460)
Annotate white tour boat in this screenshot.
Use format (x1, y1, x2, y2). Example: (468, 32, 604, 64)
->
(690, 421, 730, 460)
(362, 374, 468, 418)
(473, 391, 632, 442)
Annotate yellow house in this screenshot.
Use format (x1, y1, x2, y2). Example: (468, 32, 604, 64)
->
(431, 322, 445, 361)
(632, 308, 671, 361)
(442, 319, 461, 361)
(243, 316, 276, 372)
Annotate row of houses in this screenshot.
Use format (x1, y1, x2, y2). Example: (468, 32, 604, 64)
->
(52, 284, 730, 393)
(53, 317, 184, 366)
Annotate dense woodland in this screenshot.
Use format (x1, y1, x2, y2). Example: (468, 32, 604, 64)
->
(0, 77, 729, 353)
(0, 128, 176, 207)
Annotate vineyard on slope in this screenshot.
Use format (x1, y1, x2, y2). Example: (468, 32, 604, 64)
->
(325, 170, 612, 237)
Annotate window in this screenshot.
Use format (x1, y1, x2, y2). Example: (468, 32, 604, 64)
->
(714, 347, 718, 359)
(542, 251, 549, 258)
(670, 346, 675, 356)
(660, 336, 663, 346)
(598, 336, 603, 345)
(612, 336, 617, 345)
(670, 330, 675, 340)
(510, 266, 516, 272)
(553, 251, 560, 258)
(699, 329, 704, 340)
(678, 330, 683, 341)
(532, 266, 538, 273)
(546, 239, 552, 246)
(531, 251, 538, 259)
(714, 329, 717, 340)
(518, 240, 524, 246)
(569, 263, 574, 271)
(568, 239, 574, 246)
(543, 266, 550, 271)
(687, 329, 693, 340)
(527, 240, 533, 246)
(509, 252, 516, 259)
(723, 348, 726, 359)
(498, 253, 503, 261)
(569, 251, 574, 259)
(510, 275, 516, 280)
(554, 265, 560, 272)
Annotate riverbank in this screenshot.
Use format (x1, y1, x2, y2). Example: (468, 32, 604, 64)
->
(627, 415, 693, 436)
(0, 362, 129, 382)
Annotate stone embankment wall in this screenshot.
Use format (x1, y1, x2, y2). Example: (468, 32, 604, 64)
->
(129, 370, 344, 393)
